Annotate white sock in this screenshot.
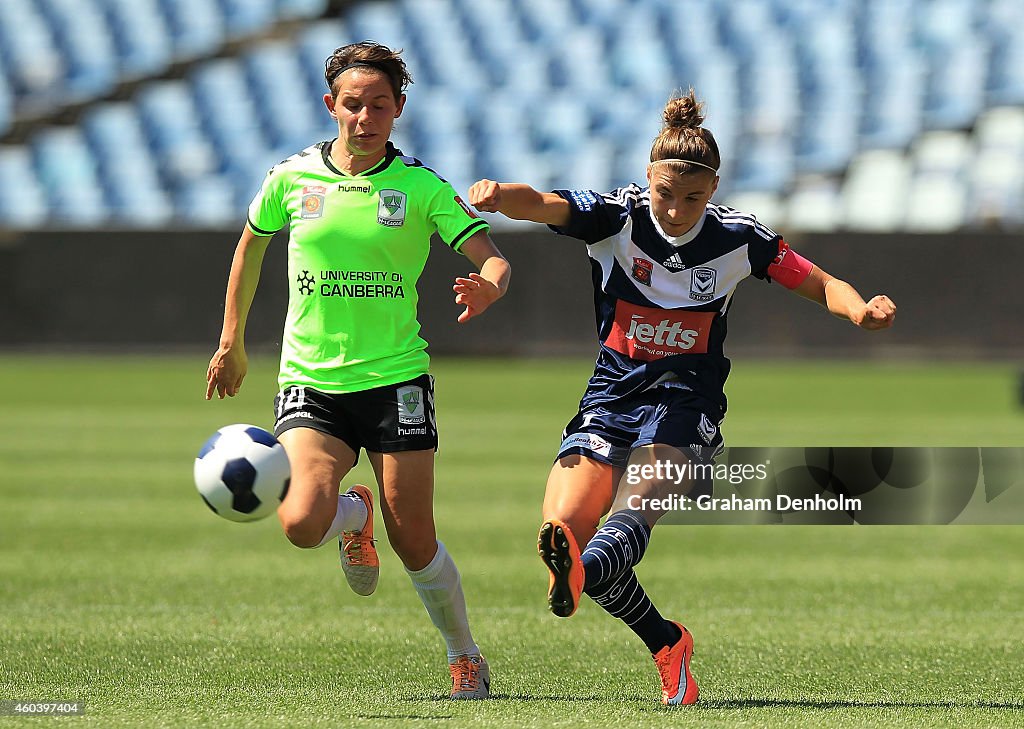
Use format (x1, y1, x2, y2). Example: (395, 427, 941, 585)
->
(314, 491, 368, 548)
(406, 541, 480, 662)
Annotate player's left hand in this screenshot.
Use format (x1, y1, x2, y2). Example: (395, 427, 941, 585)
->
(453, 272, 501, 323)
(854, 295, 896, 330)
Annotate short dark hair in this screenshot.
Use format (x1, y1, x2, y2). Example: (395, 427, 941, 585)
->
(324, 41, 412, 101)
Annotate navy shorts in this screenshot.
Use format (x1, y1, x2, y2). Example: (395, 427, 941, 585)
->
(556, 386, 724, 469)
(273, 374, 437, 460)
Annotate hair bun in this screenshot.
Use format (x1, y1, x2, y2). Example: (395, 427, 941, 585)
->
(663, 88, 705, 129)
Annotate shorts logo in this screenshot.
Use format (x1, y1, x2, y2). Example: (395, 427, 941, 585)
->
(397, 385, 425, 424)
(690, 267, 717, 301)
(698, 413, 717, 445)
(631, 257, 653, 287)
(559, 432, 612, 458)
(300, 185, 327, 219)
(378, 189, 407, 227)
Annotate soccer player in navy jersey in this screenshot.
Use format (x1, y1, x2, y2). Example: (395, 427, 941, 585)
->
(469, 89, 895, 705)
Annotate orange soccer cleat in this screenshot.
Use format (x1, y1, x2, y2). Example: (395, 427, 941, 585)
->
(653, 621, 699, 706)
(537, 519, 584, 618)
(449, 654, 490, 699)
(339, 484, 379, 596)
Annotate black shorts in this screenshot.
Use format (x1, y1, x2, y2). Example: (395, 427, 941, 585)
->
(556, 386, 724, 469)
(272, 374, 437, 459)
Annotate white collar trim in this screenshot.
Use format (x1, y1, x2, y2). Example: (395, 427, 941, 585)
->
(649, 206, 707, 246)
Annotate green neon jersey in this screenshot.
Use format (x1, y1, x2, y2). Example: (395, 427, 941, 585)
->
(247, 140, 490, 393)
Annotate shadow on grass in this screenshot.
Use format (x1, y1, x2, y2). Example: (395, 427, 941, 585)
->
(358, 716, 452, 721)
(409, 693, 605, 703)
(404, 695, 1024, 711)
(697, 699, 1024, 711)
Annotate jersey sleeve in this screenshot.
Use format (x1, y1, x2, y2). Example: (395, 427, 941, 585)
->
(749, 224, 814, 290)
(745, 214, 787, 282)
(246, 167, 289, 236)
(428, 182, 491, 252)
(548, 187, 632, 243)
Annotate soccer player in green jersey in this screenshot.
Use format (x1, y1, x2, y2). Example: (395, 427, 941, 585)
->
(205, 41, 510, 699)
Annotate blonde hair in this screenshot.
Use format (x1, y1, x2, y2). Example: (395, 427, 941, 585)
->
(649, 88, 720, 176)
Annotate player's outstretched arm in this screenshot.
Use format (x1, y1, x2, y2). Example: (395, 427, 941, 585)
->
(206, 228, 273, 400)
(792, 265, 896, 331)
(468, 180, 571, 227)
(453, 231, 510, 323)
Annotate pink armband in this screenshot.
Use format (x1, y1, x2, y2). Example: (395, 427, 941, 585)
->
(766, 240, 813, 289)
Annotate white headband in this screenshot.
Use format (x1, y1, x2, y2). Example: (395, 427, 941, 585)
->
(651, 158, 719, 174)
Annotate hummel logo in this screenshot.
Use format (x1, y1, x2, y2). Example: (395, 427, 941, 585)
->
(663, 253, 687, 271)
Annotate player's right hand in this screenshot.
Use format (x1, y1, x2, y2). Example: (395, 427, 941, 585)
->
(854, 295, 896, 331)
(206, 346, 248, 400)
(468, 179, 502, 212)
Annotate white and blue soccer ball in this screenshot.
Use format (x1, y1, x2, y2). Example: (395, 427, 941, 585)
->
(194, 424, 291, 522)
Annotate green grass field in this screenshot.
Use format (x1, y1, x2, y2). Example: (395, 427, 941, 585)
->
(1, 355, 1022, 728)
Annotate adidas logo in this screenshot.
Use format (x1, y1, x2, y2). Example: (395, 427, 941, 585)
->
(663, 253, 687, 270)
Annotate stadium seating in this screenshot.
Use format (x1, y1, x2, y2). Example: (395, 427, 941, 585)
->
(0, 0, 1022, 232)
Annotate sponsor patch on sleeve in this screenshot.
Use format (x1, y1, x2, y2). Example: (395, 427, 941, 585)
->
(569, 189, 597, 211)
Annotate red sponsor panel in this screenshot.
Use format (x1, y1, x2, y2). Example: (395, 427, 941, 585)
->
(604, 300, 716, 360)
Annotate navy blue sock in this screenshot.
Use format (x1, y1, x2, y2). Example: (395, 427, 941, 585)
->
(581, 510, 651, 591)
(587, 569, 681, 653)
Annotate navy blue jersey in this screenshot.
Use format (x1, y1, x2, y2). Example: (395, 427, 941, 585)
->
(550, 184, 786, 418)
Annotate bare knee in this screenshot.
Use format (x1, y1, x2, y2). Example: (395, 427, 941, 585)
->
(278, 507, 331, 549)
(542, 508, 602, 547)
(388, 531, 438, 571)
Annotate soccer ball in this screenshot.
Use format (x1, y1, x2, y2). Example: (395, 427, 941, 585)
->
(194, 424, 291, 522)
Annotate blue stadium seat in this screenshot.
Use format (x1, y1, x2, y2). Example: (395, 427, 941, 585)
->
(0, 0, 65, 103)
(99, 0, 174, 78)
(0, 146, 48, 227)
(37, 0, 119, 100)
(275, 0, 328, 20)
(217, 0, 277, 38)
(31, 127, 110, 225)
(0, 74, 11, 137)
(923, 43, 986, 130)
(173, 176, 238, 226)
(190, 59, 275, 206)
(158, 0, 226, 59)
(452, 0, 523, 87)
(732, 133, 795, 194)
(987, 29, 1024, 106)
(136, 81, 220, 197)
(81, 103, 173, 224)
(797, 112, 858, 175)
(860, 53, 926, 149)
(244, 42, 322, 151)
(296, 20, 349, 91)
